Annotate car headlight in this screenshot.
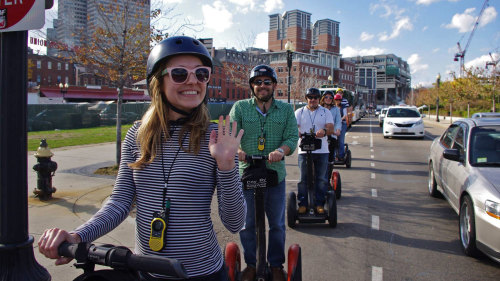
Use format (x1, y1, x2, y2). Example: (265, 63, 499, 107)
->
(485, 200, 500, 220)
(387, 121, 394, 126)
(414, 120, 423, 126)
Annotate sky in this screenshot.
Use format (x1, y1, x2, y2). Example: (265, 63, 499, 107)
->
(32, 0, 499, 88)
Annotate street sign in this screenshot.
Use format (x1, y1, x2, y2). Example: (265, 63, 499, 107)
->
(0, 0, 44, 32)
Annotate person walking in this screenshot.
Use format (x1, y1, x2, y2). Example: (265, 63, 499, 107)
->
(229, 65, 298, 281)
(38, 36, 246, 281)
(295, 88, 334, 215)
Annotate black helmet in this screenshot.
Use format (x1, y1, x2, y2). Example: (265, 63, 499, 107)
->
(323, 90, 334, 97)
(146, 36, 213, 82)
(306, 88, 320, 97)
(249, 65, 277, 87)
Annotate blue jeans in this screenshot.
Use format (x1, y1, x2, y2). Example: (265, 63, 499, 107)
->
(239, 180, 286, 268)
(297, 153, 329, 207)
(338, 122, 347, 158)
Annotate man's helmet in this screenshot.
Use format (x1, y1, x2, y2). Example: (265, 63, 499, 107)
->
(146, 36, 213, 82)
(334, 93, 343, 100)
(249, 65, 278, 87)
(306, 88, 321, 97)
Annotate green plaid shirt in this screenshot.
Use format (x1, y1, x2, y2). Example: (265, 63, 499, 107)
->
(229, 98, 298, 182)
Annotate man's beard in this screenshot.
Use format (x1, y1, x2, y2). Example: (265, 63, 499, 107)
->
(256, 89, 273, 102)
(308, 104, 318, 110)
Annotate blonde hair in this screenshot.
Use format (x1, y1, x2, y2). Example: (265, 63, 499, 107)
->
(129, 60, 210, 169)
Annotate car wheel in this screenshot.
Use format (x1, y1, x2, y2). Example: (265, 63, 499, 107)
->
(428, 164, 440, 197)
(459, 195, 481, 257)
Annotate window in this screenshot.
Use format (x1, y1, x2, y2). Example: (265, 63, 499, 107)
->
(47, 76, 51, 83)
(57, 63, 61, 70)
(65, 63, 69, 70)
(440, 125, 460, 149)
(452, 126, 466, 156)
(37, 60, 41, 69)
(37, 75, 41, 83)
(47, 62, 52, 69)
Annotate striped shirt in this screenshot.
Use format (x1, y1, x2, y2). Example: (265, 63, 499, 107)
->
(74, 122, 246, 278)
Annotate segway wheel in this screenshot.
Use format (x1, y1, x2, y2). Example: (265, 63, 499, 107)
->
(327, 191, 337, 228)
(345, 149, 352, 168)
(287, 244, 302, 281)
(224, 242, 241, 281)
(287, 192, 297, 228)
(331, 171, 341, 199)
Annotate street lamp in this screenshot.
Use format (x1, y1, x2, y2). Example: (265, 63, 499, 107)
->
(436, 73, 440, 122)
(285, 41, 294, 104)
(328, 75, 333, 86)
(59, 82, 68, 102)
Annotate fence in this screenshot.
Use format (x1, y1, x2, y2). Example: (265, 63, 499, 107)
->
(27, 102, 235, 132)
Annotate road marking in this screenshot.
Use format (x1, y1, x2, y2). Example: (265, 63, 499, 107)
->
(371, 155, 374, 159)
(372, 189, 377, 197)
(372, 266, 383, 281)
(371, 162, 375, 167)
(352, 140, 359, 145)
(372, 215, 379, 230)
(370, 119, 373, 148)
(370, 149, 374, 152)
(286, 179, 299, 182)
(371, 173, 376, 179)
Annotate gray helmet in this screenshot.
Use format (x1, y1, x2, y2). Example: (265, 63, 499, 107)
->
(306, 88, 320, 97)
(146, 36, 213, 82)
(249, 65, 277, 87)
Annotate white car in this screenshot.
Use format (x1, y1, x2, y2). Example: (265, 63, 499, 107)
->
(378, 108, 388, 127)
(383, 106, 425, 139)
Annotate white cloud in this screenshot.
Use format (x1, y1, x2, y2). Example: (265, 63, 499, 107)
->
(432, 48, 440, 53)
(162, 0, 182, 3)
(341, 46, 386, 57)
(262, 0, 284, 13)
(360, 32, 374, 41)
(422, 26, 428, 32)
(465, 53, 496, 70)
(379, 17, 413, 41)
(202, 1, 233, 33)
(407, 53, 429, 74)
(254, 32, 268, 49)
(445, 7, 497, 33)
(416, 0, 459, 5)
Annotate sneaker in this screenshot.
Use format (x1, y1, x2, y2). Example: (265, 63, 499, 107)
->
(316, 206, 325, 214)
(298, 206, 307, 214)
(271, 267, 286, 281)
(241, 266, 256, 281)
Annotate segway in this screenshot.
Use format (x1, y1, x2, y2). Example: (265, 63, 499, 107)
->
(225, 155, 302, 281)
(327, 137, 342, 200)
(333, 143, 351, 168)
(287, 132, 337, 228)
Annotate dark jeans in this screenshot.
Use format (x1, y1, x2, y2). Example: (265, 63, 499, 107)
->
(297, 153, 329, 207)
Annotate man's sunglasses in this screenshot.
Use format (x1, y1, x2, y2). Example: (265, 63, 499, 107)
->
(161, 66, 211, 84)
(307, 95, 320, 100)
(253, 79, 273, 86)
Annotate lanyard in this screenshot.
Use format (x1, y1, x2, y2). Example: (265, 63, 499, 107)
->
(307, 107, 318, 132)
(160, 127, 187, 211)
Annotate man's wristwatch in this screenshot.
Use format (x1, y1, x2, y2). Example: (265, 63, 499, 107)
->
(275, 147, 285, 155)
(322, 129, 327, 135)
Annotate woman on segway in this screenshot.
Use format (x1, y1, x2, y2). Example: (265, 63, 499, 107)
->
(334, 92, 348, 161)
(38, 36, 246, 281)
(320, 91, 341, 169)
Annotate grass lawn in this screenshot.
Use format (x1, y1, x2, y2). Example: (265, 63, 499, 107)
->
(28, 125, 132, 151)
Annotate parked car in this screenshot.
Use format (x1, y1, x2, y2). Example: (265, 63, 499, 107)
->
(382, 106, 425, 139)
(28, 107, 100, 131)
(99, 105, 140, 125)
(378, 108, 388, 127)
(428, 118, 500, 263)
(472, 112, 500, 118)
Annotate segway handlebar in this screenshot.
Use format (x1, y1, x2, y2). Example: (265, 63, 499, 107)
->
(58, 242, 189, 279)
(244, 154, 284, 162)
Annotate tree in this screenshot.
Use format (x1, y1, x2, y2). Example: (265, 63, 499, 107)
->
(53, 0, 202, 165)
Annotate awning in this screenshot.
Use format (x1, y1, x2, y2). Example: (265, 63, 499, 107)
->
(40, 87, 150, 101)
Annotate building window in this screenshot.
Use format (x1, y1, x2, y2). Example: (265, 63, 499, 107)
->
(37, 75, 41, 83)
(48, 76, 51, 83)
(37, 60, 41, 69)
(57, 63, 61, 70)
(47, 61, 52, 69)
(57, 76, 61, 83)
(65, 63, 69, 70)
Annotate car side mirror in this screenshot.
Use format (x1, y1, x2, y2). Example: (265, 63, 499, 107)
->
(421, 114, 426, 118)
(443, 148, 461, 162)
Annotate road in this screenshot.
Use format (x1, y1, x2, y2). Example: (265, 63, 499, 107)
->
(257, 116, 499, 281)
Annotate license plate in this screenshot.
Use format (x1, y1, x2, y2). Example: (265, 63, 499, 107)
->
(401, 128, 408, 133)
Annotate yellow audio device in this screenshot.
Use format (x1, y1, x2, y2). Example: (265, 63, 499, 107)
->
(149, 217, 166, 251)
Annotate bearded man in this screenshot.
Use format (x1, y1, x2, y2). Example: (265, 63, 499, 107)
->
(229, 65, 298, 281)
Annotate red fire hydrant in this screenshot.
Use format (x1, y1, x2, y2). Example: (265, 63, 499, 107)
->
(33, 139, 57, 200)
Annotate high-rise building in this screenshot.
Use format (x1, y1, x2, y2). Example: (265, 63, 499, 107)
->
(312, 19, 340, 54)
(268, 10, 312, 53)
(53, 0, 88, 48)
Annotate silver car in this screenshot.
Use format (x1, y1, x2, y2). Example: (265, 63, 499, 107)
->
(428, 118, 500, 263)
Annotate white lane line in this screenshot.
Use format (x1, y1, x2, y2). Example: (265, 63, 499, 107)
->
(371, 189, 377, 197)
(371, 173, 376, 179)
(370, 149, 374, 152)
(372, 215, 379, 230)
(371, 155, 374, 159)
(371, 162, 375, 167)
(370, 119, 373, 148)
(286, 179, 299, 182)
(372, 266, 383, 281)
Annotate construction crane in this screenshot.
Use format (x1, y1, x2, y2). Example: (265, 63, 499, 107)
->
(454, 0, 489, 77)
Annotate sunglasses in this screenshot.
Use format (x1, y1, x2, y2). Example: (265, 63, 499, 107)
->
(161, 66, 211, 84)
(324, 96, 333, 100)
(307, 95, 320, 100)
(253, 79, 273, 86)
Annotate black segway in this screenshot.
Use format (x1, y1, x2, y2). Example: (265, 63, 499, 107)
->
(333, 143, 351, 168)
(225, 155, 302, 281)
(287, 133, 337, 228)
(327, 136, 342, 200)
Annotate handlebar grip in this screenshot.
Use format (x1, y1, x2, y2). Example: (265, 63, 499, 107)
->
(127, 254, 189, 279)
(58, 242, 90, 261)
(245, 155, 269, 161)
